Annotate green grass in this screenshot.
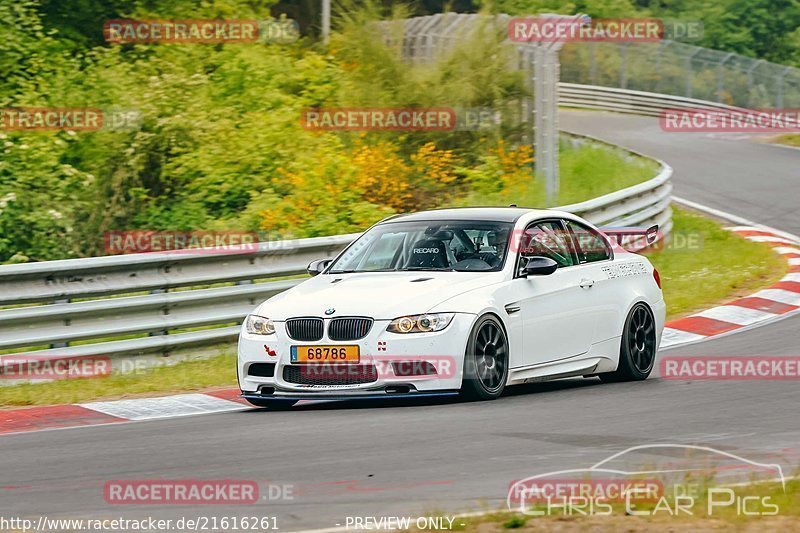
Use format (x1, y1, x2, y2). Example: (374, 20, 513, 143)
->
(501, 515, 528, 529)
(0, 206, 788, 408)
(772, 133, 800, 148)
(645, 206, 787, 319)
(0, 351, 236, 408)
(557, 141, 660, 205)
(455, 139, 660, 208)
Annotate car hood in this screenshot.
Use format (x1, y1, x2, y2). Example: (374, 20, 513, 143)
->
(256, 271, 503, 320)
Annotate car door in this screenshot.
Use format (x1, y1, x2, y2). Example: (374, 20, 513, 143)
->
(509, 219, 596, 368)
(563, 218, 623, 344)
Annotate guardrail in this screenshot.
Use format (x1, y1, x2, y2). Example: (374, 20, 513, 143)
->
(560, 133, 673, 240)
(0, 132, 672, 368)
(0, 176, 672, 363)
(0, 234, 357, 363)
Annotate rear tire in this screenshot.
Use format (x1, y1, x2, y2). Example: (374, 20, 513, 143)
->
(460, 315, 509, 400)
(245, 398, 298, 409)
(599, 303, 656, 383)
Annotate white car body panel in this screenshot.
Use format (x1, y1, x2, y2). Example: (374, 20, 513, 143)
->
(255, 270, 506, 321)
(237, 207, 666, 400)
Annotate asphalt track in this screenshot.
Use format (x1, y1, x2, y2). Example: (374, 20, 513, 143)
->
(1, 111, 799, 531)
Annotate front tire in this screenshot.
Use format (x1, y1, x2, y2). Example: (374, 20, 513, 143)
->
(600, 303, 657, 383)
(245, 398, 298, 410)
(461, 315, 509, 400)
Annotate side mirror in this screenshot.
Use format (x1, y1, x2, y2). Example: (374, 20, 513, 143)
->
(520, 256, 558, 277)
(645, 224, 659, 245)
(307, 258, 332, 277)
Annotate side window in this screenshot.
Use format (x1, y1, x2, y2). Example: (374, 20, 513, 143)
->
(565, 220, 612, 263)
(517, 220, 575, 271)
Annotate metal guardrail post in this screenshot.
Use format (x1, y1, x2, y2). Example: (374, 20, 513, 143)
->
(619, 43, 630, 90)
(530, 14, 584, 205)
(746, 60, 764, 107)
(532, 45, 561, 204)
(654, 41, 671, 94)
(321, 0, 330, 45)
(519, 46, 534, 146)
(716, 53, 733, 103)
(686, 48, 701, 99)
(777, 66, 790, 108)
(50, 298, 70, 348)
(149, 288, 168, 337)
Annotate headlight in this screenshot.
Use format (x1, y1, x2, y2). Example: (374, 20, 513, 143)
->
(245, 314, 275, 335)
(387, 313, 455, 334)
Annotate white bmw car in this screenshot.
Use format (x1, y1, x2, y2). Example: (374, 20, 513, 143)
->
(238, 207, 665, 408)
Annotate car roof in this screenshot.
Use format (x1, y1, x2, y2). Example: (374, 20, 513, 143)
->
(377, 207, 566, 224)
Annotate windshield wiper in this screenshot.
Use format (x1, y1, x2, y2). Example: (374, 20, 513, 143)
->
(329, 267, 452, 273)
(398, 266, 453, 271)
(328, 268, 397, 274)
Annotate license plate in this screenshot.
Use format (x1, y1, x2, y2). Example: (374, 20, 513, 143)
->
(291, 345, 360, 364)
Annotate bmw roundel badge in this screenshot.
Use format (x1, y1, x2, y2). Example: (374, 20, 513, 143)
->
(325, 308, 335, 315)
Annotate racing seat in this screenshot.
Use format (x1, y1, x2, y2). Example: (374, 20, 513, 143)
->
(407, 239, 449, 269)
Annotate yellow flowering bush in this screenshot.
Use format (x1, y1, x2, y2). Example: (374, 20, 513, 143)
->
(408, 142, 460, 208)
(456, 140, 534, 198)
(351, 142, 414, 211)
(256, 140, 467, 237)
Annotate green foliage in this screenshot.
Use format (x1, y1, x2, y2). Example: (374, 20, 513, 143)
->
(489, 0, 800, 67)
(453, 138, 657, 208)
(1, 1, 537, 260)
(501, 515, 527, 529)
(9, 0, 781, 262)
(773, 133, 800, 147)
(331, 2, 527, 160)
(0, 1, 354, 259)
(0, 132, 91, 261)
(0, 0, 65, 103)
(484, 0, 639, 18)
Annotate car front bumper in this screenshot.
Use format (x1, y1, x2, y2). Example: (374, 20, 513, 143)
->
(237, 313, 475, 398)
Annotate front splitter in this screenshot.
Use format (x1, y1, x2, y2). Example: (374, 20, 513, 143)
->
(240, 390, 460, 401)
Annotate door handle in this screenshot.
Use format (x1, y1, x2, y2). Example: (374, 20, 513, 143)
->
(579, 278, 595, 289)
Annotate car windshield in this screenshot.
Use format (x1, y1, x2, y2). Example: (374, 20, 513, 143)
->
(328, 220, 514, 273)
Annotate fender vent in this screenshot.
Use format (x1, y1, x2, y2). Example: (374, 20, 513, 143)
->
(247, 363, 276, 377)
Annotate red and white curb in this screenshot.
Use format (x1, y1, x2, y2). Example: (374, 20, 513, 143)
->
(0, 389, 248, 435)
(3, 202, 799, 436)
(659, 194, 800, 349)
(660, 225, 800, 348)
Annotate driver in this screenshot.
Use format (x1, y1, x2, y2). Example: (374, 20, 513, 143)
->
(479, 230, 508, 267)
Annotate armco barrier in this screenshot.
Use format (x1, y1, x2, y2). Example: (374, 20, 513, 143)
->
(0, 134, 672, 366)
(559, 82, 747, 117)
